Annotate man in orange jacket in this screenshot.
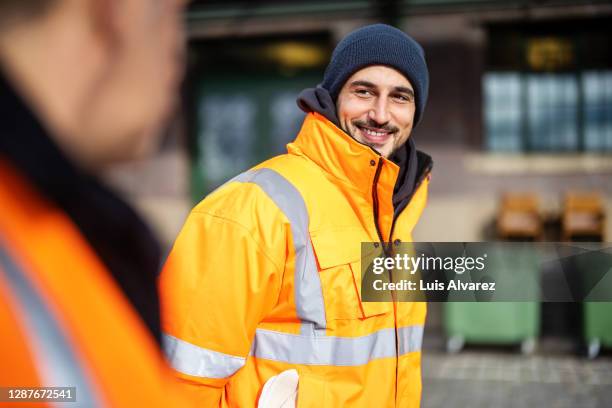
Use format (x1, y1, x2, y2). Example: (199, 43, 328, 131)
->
(0, 0, 190, 406)
(161, 24, 432, 407)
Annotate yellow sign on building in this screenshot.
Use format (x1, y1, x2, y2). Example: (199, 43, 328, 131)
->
(527, 37, 574, 71)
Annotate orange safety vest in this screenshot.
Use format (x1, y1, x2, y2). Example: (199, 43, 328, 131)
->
(160, 112, 431, 407)
(0, 160, 191, 407)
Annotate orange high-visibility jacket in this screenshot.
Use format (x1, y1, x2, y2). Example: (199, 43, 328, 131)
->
(0, 160, 191, 408)
(160, 112, 431, 407)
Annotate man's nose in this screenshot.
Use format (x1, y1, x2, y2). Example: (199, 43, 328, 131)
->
(368, 99, 390, 126)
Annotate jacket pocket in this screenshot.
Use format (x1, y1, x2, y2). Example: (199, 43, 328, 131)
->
(310, 227, 392, 320)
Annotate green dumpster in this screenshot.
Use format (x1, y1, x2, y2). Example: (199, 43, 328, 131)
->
(582, 256, 612, 358)
(443, 244, 540, 353)
(574, 246, 612, 358)
(584, 302, 612, 358)
(444, 302, 540, 353)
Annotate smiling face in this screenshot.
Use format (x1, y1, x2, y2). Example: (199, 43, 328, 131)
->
(335, 65, 416, 158)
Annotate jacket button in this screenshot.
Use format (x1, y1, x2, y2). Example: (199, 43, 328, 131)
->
(394, 239, 401, 246)
(369, 160, 376, 166)
(373, 242, 380, 248)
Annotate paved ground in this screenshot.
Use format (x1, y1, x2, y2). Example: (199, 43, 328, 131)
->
(422, 350, 612, 408)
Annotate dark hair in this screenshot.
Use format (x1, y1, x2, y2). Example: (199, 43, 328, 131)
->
(0, 0, 56, 28)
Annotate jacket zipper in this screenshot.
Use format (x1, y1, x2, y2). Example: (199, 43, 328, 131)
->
(373, 159, 431, 407)
(371, 159, 385, 247)
(371, 158, 400, 406)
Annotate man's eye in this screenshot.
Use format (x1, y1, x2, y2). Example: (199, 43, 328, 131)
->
(355, 89, 373, 97)
(394, 94, 412, 103)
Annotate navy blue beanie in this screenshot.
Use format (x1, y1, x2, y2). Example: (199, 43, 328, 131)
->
(321, 24, 429, 126)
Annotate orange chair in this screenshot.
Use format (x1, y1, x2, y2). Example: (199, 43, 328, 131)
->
(497, 193, 543, 241)
(562, 192, 605, 242)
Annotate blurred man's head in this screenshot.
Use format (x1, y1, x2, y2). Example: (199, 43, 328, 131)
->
(0, 0, 187, 169)
(321, 24, 429, 158)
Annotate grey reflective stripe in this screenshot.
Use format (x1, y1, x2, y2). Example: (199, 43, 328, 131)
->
(0, 240, 102, 408)
(398, 325, 424, 355)
(251, 326, 424, 366)
(163, 334, 246, 379)
(251, 328, 388, 366)
(233, 169, 326, 334)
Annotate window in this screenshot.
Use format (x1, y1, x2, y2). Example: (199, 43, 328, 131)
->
(484, 71, 612, 152)
(484, 19, 612, 152)
(583, 71, 612, 151)
(484, 73, 521, 151)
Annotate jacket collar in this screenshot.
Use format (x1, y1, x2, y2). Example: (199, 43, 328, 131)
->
(288, 112, 401, 201)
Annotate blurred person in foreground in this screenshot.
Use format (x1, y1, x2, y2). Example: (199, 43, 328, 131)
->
(0, 0, 190, 406)
(160, 24, 433, 407)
